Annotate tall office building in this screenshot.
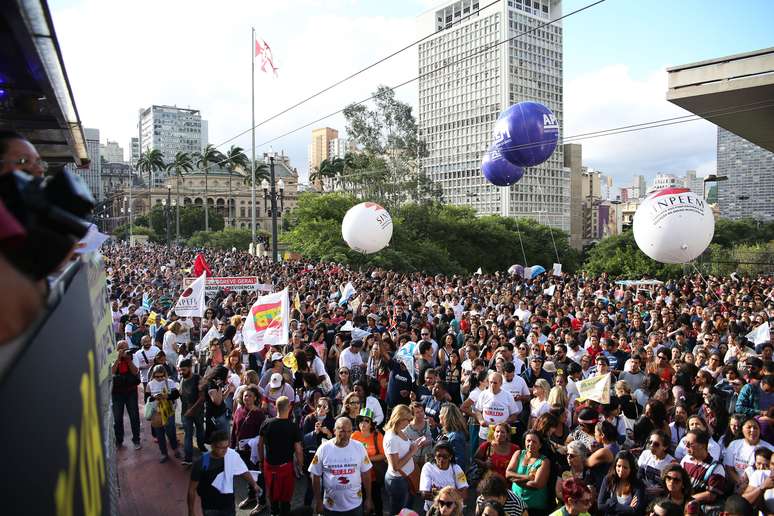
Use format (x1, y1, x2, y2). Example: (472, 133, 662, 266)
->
(564, 143, 583, 249)
(417, 0, 568, 230)
(631, 174, 647, 199)
(66, 128, 102, 200)
(130, 137, 139, 168)
(308, 127, 338, 171)
(683, 170, 703, 196)
(138, 105, 206, 185)
(717, 127, 774, 220)
(650, 173, 680, 193)
(328, 137, 357, 160)
(100, 140, 124, 164)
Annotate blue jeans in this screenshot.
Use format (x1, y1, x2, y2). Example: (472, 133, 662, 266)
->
(324, 506, 362, 516)
(157, 415, 179, 456)
(182, 413, 205, 461)
(112, 390, 141, 445)
(385, 475, 410, 516)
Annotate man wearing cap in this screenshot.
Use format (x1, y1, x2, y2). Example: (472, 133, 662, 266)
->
(310, 417, 373, 516)
(474, 371, 519, 440)
(260, 351, 290, 390)
(263, 371, 296, 418)
(521, 354, 553, 388)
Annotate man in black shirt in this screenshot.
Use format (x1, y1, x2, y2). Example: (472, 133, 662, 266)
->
(179, 359, 206, 466)
(187, 430, 260, 516)
(258, 396, 303, 516)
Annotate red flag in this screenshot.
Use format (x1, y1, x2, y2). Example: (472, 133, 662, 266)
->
(192, 253, 212, 277)
(255, 38, 278, 77)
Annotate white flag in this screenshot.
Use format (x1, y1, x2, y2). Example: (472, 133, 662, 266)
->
(746, 321, 771, 345)
(552, 263, 562, 277)
(543, 285, 556, 296)
(475, 267, 483, 275)
(339, 282, 356, 306)
(173, 273, 206, 317)
(577, 373, 611, 404)
(242, 288, 290, 353)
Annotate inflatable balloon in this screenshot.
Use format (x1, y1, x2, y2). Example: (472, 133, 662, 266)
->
(633, 187, 714, 264)
(492, 101, 559, 167)
(341, 202, 393, 254)
(482, 145, 524, 187)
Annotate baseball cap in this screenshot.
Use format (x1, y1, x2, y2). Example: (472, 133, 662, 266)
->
(271, 352, 283, 362)
(269, 373, 283, 389)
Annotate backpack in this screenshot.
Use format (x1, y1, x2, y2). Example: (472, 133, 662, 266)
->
(701, 462, 734, 498)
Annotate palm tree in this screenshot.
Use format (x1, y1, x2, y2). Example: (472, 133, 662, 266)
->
(165, 151, 193, 239)
(136, 148, 165, 194)
(309, 166, 325, 192)
(194, 144, 224, 232)
(221, 145, 249, 227)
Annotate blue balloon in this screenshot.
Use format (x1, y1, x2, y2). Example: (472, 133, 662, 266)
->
(481, 146, 524, 187)
(492, 102, 559, 167)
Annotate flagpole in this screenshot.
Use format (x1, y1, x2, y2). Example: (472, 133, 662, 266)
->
(250, 26, 257, 254)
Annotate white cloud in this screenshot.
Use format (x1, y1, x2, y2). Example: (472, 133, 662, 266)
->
(564, 64, 717, 189)
(50, 0, 417, 181)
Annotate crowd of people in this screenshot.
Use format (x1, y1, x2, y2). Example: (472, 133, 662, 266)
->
(106, 242, 774, 516)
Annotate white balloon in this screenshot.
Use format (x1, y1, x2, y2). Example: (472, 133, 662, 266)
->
(633, 187, 715, 264)
(341, 202, 393, 254)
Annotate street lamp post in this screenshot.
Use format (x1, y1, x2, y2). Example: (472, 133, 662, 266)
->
(703, 174, 728, 200)
(165, 184, 172, 246)
(172, 198, 178, 240)
(262, 153, 285, 263)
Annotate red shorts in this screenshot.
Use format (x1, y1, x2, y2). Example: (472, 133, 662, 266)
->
(263, 461, 295, 502)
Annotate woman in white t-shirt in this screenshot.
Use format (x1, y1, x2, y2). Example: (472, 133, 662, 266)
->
(419, 442, 469, 511)
(637, 430, 676, 498)
(146, 365, 181, 463)
(529, 379, 551, 429)
(724, 417, 774, 487)
(384, 404, 428, 516)
(162, 321, 182, 371)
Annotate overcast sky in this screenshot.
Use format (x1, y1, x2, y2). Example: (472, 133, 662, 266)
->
(50, 0, 773, 190)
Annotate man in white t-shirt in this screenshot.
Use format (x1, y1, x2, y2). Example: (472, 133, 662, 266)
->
(133, 335, 160, 399)
(474, 372, 519, 440)
(501, 362, 530, 418)
(309, 417, 373, 515)
(339, 339, 365, 370)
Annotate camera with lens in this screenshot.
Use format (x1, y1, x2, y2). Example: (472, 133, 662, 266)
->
(0, 168, 95, 279)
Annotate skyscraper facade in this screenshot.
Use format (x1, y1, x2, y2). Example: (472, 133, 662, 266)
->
(100, 140, 124, 164)
(138, 105, 205, 159)
(717, 127, 774, 220)
(66, 127, 102, 201)
(417, 0, 568, 230)
(308, 128, 338, 172)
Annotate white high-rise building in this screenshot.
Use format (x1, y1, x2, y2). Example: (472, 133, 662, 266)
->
(328, 137, 357, 160)
(417, 0, 568, 230)
(683, 170, 703, 196)
(139, 105, 205, 161)
(631, 174, 647, 199)
(649, 173, 680, 193)
(100, 140, 124, 164)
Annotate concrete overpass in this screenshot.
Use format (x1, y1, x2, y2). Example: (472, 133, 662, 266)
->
(0, 0, 88, 169)
(666, 47, 774, 153)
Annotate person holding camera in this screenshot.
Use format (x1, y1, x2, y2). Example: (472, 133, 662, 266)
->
(111, 339, 141, 450)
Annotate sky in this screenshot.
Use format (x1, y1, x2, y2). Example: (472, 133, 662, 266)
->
(49, 0, 774, 190)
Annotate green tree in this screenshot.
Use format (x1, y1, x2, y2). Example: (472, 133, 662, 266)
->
(583, 230, 683, 278)
(194, 144, 225, 232)
(341, 85, 437, 210)
(113, 224, 156, 242)
(282, 193, 579, 274)
(165, 151, 194, 239)
(136, 148, 166, 192)
(147, 204, 224, 239)
(221, 145, 250, 227)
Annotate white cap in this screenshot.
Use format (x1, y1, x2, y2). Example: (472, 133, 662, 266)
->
(271, 352, 283, 362)
(269, 372, 283, 389)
